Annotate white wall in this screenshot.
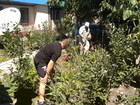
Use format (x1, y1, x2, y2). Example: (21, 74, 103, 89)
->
(34, 5, 48, 30)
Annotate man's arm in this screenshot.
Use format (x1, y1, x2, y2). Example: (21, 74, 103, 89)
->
(79, 27, 84, 38)
(43, 60, 54, 82)
(46, 60, 55, 75)
(43, 50, 61, 82)
(79, 26, 87, 40)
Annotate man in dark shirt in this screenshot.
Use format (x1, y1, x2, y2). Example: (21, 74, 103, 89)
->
(34, 39, 71, 105)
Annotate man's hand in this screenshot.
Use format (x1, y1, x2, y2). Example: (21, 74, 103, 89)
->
(40, 60, 55, 84)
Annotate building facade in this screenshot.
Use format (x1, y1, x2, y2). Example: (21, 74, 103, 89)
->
(0, 0, 64, 31)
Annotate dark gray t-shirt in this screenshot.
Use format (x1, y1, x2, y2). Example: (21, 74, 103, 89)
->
(35, 42, 62, 64)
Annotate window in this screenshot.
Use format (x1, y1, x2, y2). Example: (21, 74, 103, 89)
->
(51, 9, 59, 21)
(20, 8, 29, 25)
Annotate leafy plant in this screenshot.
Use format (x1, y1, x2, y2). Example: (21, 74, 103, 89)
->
(46, 38, 140, 104)
(0, 23, 57, 102)
(1, 30, 24, 58)
(25, 22, 57, 51)
(109, 27, 140, 84)
(98, 0, 140, 29)
(46, 46, 116, 104)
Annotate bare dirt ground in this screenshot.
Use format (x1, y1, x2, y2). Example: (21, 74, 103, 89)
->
(108, 84, 140, 105)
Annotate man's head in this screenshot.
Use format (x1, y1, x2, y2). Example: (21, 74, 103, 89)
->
(61, 39, 71, 49)
(85, 22, 90, 28)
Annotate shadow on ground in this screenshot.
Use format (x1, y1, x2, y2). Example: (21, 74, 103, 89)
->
(0, 84, 13, 104)
(14, 88, 37, 105)
(130, 75, 140, 88)
(0, 43, 4, 49)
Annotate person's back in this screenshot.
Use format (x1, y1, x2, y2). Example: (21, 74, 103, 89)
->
(35, 42, 62, 65)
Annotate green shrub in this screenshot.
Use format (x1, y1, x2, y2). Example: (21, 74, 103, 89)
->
(109, 28, 140, 84)
(47, 46, 114, 104)
(0, 23, 57, 102)
(47, 34, 140, 104)
(0, 30, 25, 58)
(25, 30, 57, 51)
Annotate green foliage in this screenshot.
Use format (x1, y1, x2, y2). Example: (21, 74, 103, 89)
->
(47, 35, 140, 104)
(0, 50, 11, 63)
(47, 47, 114, 104)
(130, 24, 140, 41)
(9, 56, 38, 89)
(48, 0, 102, 22)
(0, 1, 139, 104)
(25, 22, 57, 51)
(2, 73, 19, 97)
(25, 30, 56, 51)
(0, 21, 57, 56)
(97, 1, 140, 103)
(0, 30, 24, 58)
(57, 16, 75, 39)
(98, 0, 140, 28)
(47, 0, 65, 8)
(109, 27, 140, 84)
(47, 70, 83, 105)
(1, 57, 38, 101)
(0, 22, 57, 99)
(48, 0, 104, 40)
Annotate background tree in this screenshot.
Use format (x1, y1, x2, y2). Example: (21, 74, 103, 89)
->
(48, 0, 103, 23)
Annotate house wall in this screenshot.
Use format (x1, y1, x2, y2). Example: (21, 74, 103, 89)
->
(34, 5, 48, 30)
(0, 4, 50, 31)
(0, 3, 63, 31)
